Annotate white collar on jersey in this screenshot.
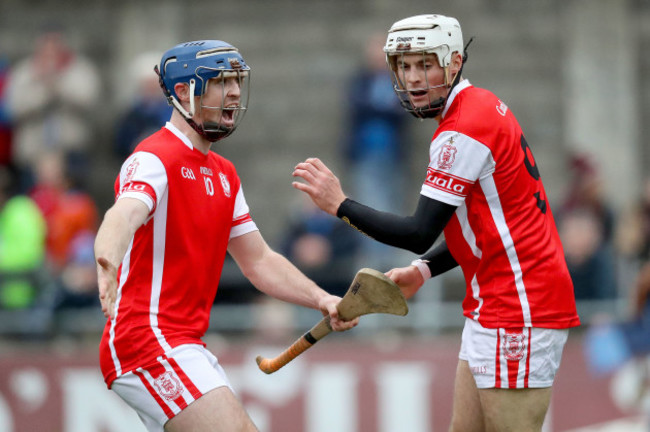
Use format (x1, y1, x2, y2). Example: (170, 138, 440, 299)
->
(165, 122, 194, 150)
(441, 79, 472, 119)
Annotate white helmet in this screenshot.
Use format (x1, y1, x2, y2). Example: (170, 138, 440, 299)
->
(384, 14, 465, 118)
(384, 14, 463, 67)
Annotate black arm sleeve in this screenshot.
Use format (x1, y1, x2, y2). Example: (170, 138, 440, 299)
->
(336, 195, 457, 254)
(419, 240, 459, 277)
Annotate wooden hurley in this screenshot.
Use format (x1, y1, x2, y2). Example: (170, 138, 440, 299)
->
(256, 268, 408, 374)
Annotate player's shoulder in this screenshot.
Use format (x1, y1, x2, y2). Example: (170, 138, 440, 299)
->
(455, 85, 503, 116)
(444, 85, 520, 141)
(132, 127, 174, 153)
(130, 128, 194, 168)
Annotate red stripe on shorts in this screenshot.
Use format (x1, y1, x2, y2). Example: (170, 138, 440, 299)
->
(507, 355, 519, 389)
(495, 330, 501, 388)
(166, 355, 203, 400)
(524, 327, 532, 388)
(134, 369, 175, 419)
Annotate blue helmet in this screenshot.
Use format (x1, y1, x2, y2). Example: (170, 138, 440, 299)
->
(155, 40, 251, 141)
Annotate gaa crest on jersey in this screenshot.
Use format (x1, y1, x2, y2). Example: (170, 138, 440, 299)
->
(437, 137, 457, 170)
(153, 371, 183, 401)
(219, 172, 231, 197)
(502, 329, 527, 361)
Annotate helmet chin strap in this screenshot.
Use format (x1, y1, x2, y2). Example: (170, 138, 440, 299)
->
(196, 121, 233, 142)
(174, 81, 231, 142)
(165, 79, 196, 119)
(184, 118, 232, 143)
(412, 96, 446, 119)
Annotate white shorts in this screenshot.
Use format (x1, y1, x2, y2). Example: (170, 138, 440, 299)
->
(459, 318, 569, 389)
(111, 344, 233, 432)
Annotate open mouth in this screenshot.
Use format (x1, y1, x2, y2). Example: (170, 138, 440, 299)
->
(221, 108, 235, 126)
(408, 90, 430, 106)
(410, 90, 428, 98)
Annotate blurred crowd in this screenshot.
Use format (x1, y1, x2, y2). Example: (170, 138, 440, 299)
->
(0, 31, 100, 316)
(0, 30, 173, 336)
(0, 30, 648, 352)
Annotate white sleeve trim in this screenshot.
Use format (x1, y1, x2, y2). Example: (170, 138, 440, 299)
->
(117, 191, 155, 212)
(420, 185, 465, 206)
(229, 221, 259, 239)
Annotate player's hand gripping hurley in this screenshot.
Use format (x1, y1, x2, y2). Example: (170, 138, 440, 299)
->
(256, 268, 408, 374)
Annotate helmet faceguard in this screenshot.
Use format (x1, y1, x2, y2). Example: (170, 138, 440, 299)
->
(384, 15, 466, 119)
(155, 40, 250, 142)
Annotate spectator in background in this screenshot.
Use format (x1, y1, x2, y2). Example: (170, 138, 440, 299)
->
(560, 153, 616, 242)
(5, 29, 100, 188)
(584, 178, 650, 423)
(57, 230, 98, 309)
(280, 195, 361, 297)
(621, 262, 650, 355)
(30, 152, 98, 286)
(0, 58, 13, 166)
(617, 177, 650, 263)
(0, 166, 47, 310)
(558, 152, 618, 299)
(560, 209, 617, 299)
(114, 51, 171, 160)
(342, 32, 409, 269)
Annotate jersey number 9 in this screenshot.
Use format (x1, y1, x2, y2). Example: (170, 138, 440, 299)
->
(520, 135, 547, 214)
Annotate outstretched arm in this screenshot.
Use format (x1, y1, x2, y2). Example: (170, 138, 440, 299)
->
(227, 230, 359, 331)
(293, 157, 457, 254)
(94, 198, 149, 319)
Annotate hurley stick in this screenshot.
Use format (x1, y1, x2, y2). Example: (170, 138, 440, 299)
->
(256, 268, 408, 374)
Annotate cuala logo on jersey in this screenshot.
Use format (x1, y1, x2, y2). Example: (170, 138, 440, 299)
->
(425, 168, 472, 197)
(219, 172, 231, 197)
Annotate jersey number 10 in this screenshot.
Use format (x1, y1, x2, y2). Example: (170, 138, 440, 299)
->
(204, 177, 214, 196)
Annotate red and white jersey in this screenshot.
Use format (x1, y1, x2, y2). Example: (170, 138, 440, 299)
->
(422, 80, 580, 329)
(100, 122, 258, 387)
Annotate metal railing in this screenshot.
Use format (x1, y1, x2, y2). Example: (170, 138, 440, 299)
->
(0, 265, 632, 340)
(0, 298, 629, 342)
